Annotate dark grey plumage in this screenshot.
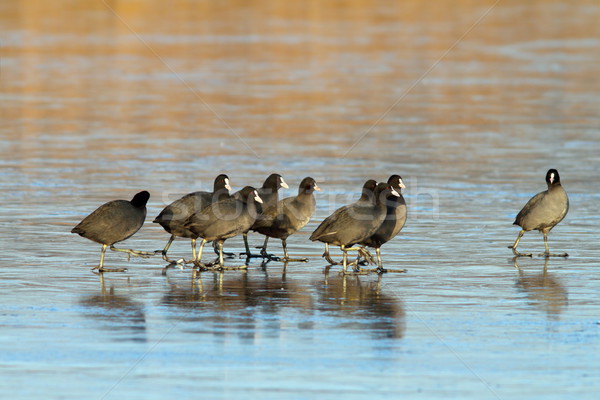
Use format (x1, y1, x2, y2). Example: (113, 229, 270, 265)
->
(310, 183, 399, 273)
(359, 175, 407, 271)
(252, 177, 320, 262)
(153, 174, 230, 260)
(71, 191, 150, 271)
(320, 179, 377, 265)
(184, 186, 263, 269)
(509, 169, 569, 257)
(241, 173, 289, 258)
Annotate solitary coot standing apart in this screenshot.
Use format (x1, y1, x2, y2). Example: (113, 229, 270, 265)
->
(154, 174, 231, 261)
(240, 173, 289, 258)
(184, 186, 263, 270)
(509, 169, 569, 257)
(252, 177, 320, 262)
(310, 183, 399, 273)
(71, 191, 151, 272)
(320, 179, 378, 265)
(359, 175, 407, 272)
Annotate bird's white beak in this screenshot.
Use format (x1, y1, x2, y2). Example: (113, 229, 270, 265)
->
(280, 178, 289, 189)
(254, 190, 263, 204)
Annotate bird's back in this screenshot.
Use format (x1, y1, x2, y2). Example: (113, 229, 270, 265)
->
(154, 191, 213, 236)
(254, 194, 315, 239)
(72, 200, 146, 245)
(185, 197, 255, 241)
(311, 201, 386, 246)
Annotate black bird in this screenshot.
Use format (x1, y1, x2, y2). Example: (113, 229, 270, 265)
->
(359, 175, 407, 272)
(154, 174, 231, 261)
(184, 186, 263, 270)
(240, 173, 289, 258)
(252, 177, 320, 262)
(71, 191, 150, 272)
(509, 169, 569, 257)
(320, 179, 378, 265)
(310, 183, 399, 273)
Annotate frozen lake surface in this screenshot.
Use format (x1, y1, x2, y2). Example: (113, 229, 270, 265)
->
(1, 1, 600, 399)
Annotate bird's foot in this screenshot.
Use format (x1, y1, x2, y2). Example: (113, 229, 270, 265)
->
(154, 249, 168, 259)
(280, 256, 308, 263)
(192, 261, 210, 271)
(343, 266, 407, 275)
(358, 248, 376, 265)
(376, 267, 407, 274)
(339, 268, 370, 275)
(155, 251, 182, 263)
(110, 246, 154, 259)
(162, 258, 188, 272)
(260, 249, 280, 261)
(508, 246, 532, 257)
(238, 251, 264, 259)
(204, 263, 248, 271)
(322, 252, 339, 265)
(92, 266, 127, 273)
(539, 252, 569, 258)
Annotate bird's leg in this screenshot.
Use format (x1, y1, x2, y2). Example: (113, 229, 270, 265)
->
(99, 244, 106, 270)
(213, 240, 235, 259)
(109, 245, 154, 259)
(539, 232, 568, 257)
(338, 245, 365, 274)
(155, 235, 174, 261)
(373, 247, 404, 273)
(376, 247, 385, 272)
(188, 238, 197, 262)
(258, 237, 279, 261)
(239, 232, 252, 257)
(93, 244, 127, 272)
(239, 233, 263, 258)
(339, 246, 405, 274)
(211, 240, 225, 268)
(346, 247, 372, 269)
(358, 247, 375, 265)
(508, 230, 532, 257)
(193, 239, 209, 270)
(322, 243, 339, 265)
(209, 240, 248, 271)
(279, 239, 308, 262)
(341, 246, 349, 274)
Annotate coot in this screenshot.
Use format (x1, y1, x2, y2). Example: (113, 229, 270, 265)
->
(252, 177, 320, 262)
(310, 183, 399, 273)
(241, 173, 289, 258)
(184, 186, 263, 269)
(154, 174, 230, 261)
(359, 175, 407, 272)
(321, 179, 377, 265)
(509, 169, 569, 257)
(71, 191, 150, 272)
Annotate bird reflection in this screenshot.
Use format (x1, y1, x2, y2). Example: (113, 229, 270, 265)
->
(513, 257, 568, 319)
(315, 269, 405, 339)
(79, 273, 147, 342)
(160, 269, 313, 342)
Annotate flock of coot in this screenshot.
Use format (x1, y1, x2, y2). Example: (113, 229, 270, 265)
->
(71, 169, 569, 274)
